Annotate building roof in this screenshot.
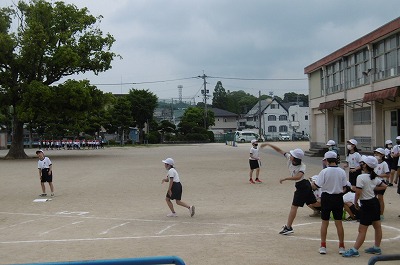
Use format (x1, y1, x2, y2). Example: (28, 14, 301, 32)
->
(304, 16, 400, 74)
(210, 107, 238, 117)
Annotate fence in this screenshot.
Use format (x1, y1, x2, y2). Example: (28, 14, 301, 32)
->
(13, 256, 186, 265)
(368, 254, 400, 265)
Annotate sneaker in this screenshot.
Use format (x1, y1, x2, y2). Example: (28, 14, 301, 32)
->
(388, 183, 393, 187)
(249, 179, 255, 184)
(339, 247, 346, 254)
(50, 193, 54, 197)
(319, 247, 327, 254)
(39, 193, 47, 197)
(309, 211, 321, 217)
(364, 246, 382, 255)
(255, 178, 262, 183)
(189, 205, 195, 217)
(342, 248, 360, 257)
(279, 225, 293, 235)
(167, 212, 177, 217)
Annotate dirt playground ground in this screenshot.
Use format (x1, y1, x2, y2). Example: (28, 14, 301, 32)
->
(0, 142, 399, 265)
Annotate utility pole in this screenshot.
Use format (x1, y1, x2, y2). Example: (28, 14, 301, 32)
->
(199, 73, 209, 129)
(258, 90, 262, 139)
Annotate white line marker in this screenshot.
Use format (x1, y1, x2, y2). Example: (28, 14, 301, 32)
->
(100, 222, 130, 235)
(156, 224, 177, 234)
(0, 218, 47, 230)
(40, 221, 84, 236)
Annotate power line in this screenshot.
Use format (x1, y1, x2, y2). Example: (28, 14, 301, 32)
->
(91, 76, 198, 86)
(208, 76, 307, 81)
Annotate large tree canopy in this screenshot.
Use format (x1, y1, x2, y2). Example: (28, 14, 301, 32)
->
(0, 0, 117, 159)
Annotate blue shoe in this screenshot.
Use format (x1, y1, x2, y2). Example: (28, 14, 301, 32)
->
(364, 246, 382, 255)
(342, 248, 360, 257)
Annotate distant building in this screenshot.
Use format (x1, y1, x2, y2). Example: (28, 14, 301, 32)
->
(245, 98, 309, 139)
(305, 17, 400, 151)
(209, 107, 238, 133)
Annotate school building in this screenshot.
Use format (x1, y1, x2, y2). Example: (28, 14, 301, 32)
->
(305, 17, 400, 153)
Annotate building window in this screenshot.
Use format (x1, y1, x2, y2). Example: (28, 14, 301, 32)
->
(305, 115, 308, 120)
(279, 125, 288, 132)
(268, 126, 277, 132)
(374, 35, 399, 80)
(279, 115, 287, 121)
(353, 107, 371, 125)
(268, 115, 276, 121)
(224, 118, 227, 122)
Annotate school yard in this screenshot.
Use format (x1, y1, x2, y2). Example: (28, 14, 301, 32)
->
(0, 142, 399, 265)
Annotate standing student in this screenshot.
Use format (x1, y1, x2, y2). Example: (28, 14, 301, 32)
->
(161, 158, 195, 217)
(312, 151, 347, 255)
(390, 136, 400, 186)
(36, 150, 55, 197)
(260, 143, 318, 235)
(384, 140, 394, 185)
(343, 139, 362, 189)
(373, 148, 390, 221)
(249, 139, 262, 184)
(342, 156, 387, 258)
(323, 140, 341, 168)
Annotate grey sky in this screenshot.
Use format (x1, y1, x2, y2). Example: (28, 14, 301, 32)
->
(2, 0, 400, 102)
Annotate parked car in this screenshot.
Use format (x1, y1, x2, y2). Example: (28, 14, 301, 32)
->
(278, 132, 291, 141)
(292, 132, 309, 141)
(235, 131, 258, 143)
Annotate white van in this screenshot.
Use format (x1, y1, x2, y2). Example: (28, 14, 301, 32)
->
(235, 131, 258, 143)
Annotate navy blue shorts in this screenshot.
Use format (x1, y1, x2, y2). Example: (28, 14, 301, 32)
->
(249, 159, 260, 170)
(40, 168, 53, 183)
(292, 179, 317, 207)
(321, 193, 344, 221)
(166, 182, 182, 200)
(359, 197, 380, 226)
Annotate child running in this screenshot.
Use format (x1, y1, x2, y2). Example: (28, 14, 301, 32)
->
(261, 143, 318, 235)
(342, 156, 387, 258)
(161, 158, 195, 217)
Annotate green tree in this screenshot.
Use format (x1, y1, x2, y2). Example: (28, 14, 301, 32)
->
(283, 92, 308, 106)
(126, 89, 158, 143)
(212, 81, 228, 109)
(226, 90, 258, 114)
(178, 107, 215, 135)
(0, 0, 117, 158)
(108, 96, 134, 144)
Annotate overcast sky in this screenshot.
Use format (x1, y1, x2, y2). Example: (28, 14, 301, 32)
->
(2, 0, 400, 102)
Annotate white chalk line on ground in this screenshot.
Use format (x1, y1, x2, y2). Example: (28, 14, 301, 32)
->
(1, 212, 399, 244)
(100, 222, 130, 235)
(156, 223, 177, 235)
(39, 221, 84, 236)
(0, 217, 47, 230)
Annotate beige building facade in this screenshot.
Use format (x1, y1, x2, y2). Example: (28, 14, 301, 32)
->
(305, 17, 400, 152)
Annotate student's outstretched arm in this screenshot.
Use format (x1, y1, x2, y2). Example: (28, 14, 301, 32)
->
(260, 143, 285, 155)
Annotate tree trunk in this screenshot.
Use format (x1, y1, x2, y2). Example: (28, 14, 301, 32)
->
(5, 116, 29, 159)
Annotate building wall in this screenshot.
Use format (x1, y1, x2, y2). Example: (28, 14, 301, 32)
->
(306, 18, 400, 151)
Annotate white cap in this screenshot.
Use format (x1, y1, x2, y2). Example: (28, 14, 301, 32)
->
(36, 149, 44, 155)
(162, 158, 174, 166)
(396, 136, 400, 140)
(361, 156, 378, 168)
(326, 140, 336, 146)
(347, 139, 357, 146)
(374, 148, 385, 155)
(289, 148, 304, 160)
(385, 140, 393, 145)
(323, 151, 337, 160)
(251, 139, 258, 144)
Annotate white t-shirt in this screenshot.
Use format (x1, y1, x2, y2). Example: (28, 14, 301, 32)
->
(374, 161, 389, 176)
(356, 173, 383, 200)
(285, 153, 306, 182)
(343, 192, 360, 206)
(249, 147, 259, 160)
(315, 166, 347, 194)
(38, 157, 52, 169)
(167, 167, 180, 183)
(346, 152, 362, 168)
